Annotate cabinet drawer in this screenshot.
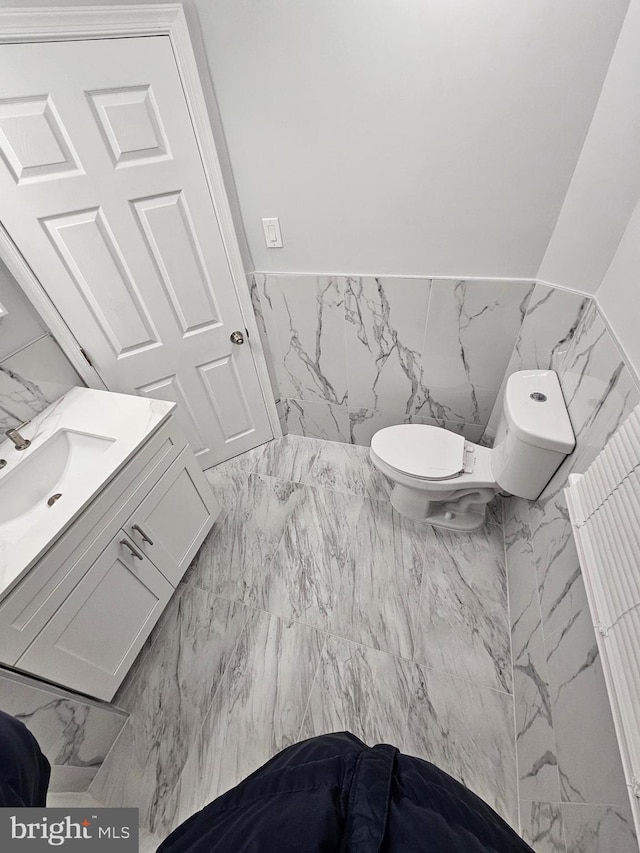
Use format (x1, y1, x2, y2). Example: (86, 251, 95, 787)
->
(16, 533, 174, 702)
(0, 421, 184, 665)
(123, 450, 220, 586)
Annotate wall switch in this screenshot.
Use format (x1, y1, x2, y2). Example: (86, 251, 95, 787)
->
(262, 217, 283, 248)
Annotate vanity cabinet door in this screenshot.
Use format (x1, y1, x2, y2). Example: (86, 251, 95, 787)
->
(124, 451, 219, 586)
(16, 534, 173, 701)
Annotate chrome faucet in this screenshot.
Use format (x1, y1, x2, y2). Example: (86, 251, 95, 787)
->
(4, 420, 31, 451)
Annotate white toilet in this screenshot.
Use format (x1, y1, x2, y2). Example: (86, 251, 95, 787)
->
(369, 369, 575, 531)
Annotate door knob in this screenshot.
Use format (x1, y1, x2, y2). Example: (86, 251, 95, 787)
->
(230, 330, 245, 345)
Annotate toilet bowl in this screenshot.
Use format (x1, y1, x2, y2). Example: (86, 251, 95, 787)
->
(369, 370, 576, 531)
(370, 425, 496, 530)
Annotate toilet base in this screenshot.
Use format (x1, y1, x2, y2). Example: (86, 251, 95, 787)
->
(390, 483, 496, 531)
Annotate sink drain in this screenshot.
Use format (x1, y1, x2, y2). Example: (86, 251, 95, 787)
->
(47, 493, 62, 507)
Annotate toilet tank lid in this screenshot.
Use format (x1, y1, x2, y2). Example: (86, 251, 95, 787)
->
(504, 370, 575, 453)
(370, 424, 466, 479)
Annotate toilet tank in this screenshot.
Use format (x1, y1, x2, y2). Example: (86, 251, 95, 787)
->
(491, 370, 575, 500)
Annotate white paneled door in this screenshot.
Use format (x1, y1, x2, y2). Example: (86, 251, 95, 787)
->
(0, 36, 273, 468)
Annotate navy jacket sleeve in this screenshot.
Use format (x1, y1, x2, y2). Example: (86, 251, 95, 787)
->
(0, 709, 51, 808)
(159, 732, 534, 853)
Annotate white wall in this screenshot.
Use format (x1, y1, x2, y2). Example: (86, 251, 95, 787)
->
(597, 196, 640, 376)
(195, 0, 628, 276)
(538, 0, 640, 294)
(0, 0, 630, 280)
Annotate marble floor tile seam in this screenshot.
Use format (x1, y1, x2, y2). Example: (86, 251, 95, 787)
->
(238, 468, 504, 527)
(94, 590, 257, 810)
(295, 632, 331, 744)
(235, 466, 392, 503)
(323, 625, 516, 699)
(162, 613, 328, 828)
(212, 438, 504, 525)
(172, 583, 337, 653)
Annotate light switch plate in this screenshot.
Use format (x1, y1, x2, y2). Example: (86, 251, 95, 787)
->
(262, 217, 283, 248)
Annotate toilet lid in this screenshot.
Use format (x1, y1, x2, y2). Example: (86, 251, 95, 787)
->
(371, 424, 466, 480)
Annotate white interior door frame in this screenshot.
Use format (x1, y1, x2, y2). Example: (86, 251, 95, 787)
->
(0, 4, 281, 435)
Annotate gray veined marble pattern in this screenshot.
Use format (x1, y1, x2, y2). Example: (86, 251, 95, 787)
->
(519, 802, 565, 853)
(528, 302, 640, 638)
(161, 610, 324, 837)
(89, 585, 249, 832)
(552, 300, 640, 481)
(505, 498, 543, 663)
(219, 432, 324, 483)
(305, 437, 393, 500)
(417, 279, 535, 426)
(545, 600, 628, 807)
(84, 435, 524, 845)
(483, 284, 590, 442)
(347, 404, 486, 448)
(0, 671, 126, 792)
(182, 472, 304, 602)
(0, 335, 82, 431)
(513, 638, 560, 803)
(344, 276, 431, 413)
(300, 635, 416, 747)
(330, 497, 426, 660)
(252, 484, 363, 628)
(561, 803, 638, 853)
(403, 663, 518, 828)
(413, 524, 512, 693)
(258, 275, 348, 405)
(528, 493, 585, 639)
(505, 498, 561, 804)
(282, 396, 351, 442)
(248, 273, 281, 399)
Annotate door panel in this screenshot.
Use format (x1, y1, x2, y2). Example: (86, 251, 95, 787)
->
(0, 94, 82, 183)
(86, 85, 171, 167)
(131, 190, 222, 334)
(41, 206, 161, 356)
(0, 36, 273, 468)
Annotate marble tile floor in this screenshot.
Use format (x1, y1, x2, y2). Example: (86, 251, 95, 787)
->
(82, 434, 523, 845)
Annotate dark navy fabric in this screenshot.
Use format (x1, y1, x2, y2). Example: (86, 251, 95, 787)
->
(0, 709, 51, 808)
(159, 732, 533, 853)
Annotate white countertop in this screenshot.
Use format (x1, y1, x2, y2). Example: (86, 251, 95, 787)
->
(0, 387, 175, 600)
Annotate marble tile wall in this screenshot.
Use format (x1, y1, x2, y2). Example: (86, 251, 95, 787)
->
(250, 273, 535, 445)
(504, 300, 640, 852)
(0, 668, 127, 793)
(0, 265, 83, 432)
(483, 282, 591, 442)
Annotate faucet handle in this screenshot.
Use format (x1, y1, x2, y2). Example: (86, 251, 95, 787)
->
(5, 419, 30, 435)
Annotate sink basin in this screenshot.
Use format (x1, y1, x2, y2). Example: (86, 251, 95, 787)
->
(0, 429, 115, 531)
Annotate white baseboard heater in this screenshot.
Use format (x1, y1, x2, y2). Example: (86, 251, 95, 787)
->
(565, 404, 640, 845)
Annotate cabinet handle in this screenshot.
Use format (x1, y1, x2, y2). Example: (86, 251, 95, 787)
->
(120, 539, 143, 560)
(131, 524, 154, 545)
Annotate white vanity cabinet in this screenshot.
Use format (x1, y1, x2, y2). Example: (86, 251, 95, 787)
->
(0, 415, 219, 701)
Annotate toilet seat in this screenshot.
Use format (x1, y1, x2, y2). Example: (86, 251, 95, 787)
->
(370, 424, 469, 480)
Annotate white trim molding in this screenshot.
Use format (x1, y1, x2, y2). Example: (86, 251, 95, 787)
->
(0, 4, 281, 436)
